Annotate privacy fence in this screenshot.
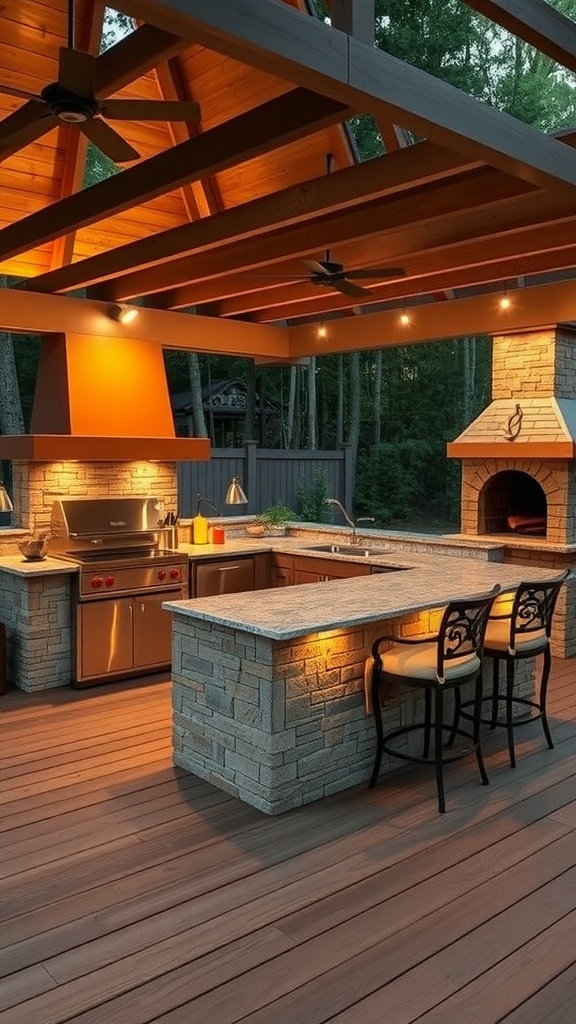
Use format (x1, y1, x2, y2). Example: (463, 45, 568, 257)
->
(177, 442, 354, 519)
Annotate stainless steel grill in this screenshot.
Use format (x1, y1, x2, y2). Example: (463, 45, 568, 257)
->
(51, 497, 189, 687)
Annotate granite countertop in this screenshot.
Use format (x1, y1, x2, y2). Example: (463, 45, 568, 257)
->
(0, 554, 78, 577)
(164, 555, 565, 640)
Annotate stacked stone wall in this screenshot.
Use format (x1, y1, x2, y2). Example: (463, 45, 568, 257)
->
(0, 570, 73, 690)
(172, 607, 535, 814)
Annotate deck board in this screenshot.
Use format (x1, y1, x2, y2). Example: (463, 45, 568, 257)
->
(1, 664, 576, 1023)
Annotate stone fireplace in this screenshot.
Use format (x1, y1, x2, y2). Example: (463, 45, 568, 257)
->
(449, 326, 576, 544)
(448, 324, 576, 656)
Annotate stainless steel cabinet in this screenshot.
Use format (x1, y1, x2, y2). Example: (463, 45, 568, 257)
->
(76, 586, 186, 685)
(133, 589, 185, 669)
(79, 599, 133, 681)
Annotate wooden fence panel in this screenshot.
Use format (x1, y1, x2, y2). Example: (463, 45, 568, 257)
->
(177, 445, 352, 519)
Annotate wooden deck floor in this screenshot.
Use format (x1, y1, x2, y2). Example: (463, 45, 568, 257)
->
(1, 661, 576, 1024)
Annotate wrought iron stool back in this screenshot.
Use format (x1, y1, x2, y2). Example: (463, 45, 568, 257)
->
(369, 584, 500, 813)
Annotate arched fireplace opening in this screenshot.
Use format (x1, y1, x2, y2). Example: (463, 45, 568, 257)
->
(478, 470, 547, 537)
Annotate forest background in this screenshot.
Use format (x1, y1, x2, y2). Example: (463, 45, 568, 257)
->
(2, 0, 576, 530)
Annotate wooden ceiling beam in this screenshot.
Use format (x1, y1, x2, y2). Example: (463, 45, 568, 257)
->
(327, 1, 375, 46)
(0, 287, 287, 358)
(248, 229, 576, 323)
(154, 56, 223, 218)
(0, 88, 349, 265)
(139, 188, 576, 313)
(189, 195, 576, 319)
(461, 0, 576, 75)
(50, 0, 105, 271)
(153, 76, 201, 222)
(89, 166, 543, 303)
(116, 0, 576, 197)
(94, 24, 191, 97)
(29, 141, 477, 294)
(287, 279, 576, 355)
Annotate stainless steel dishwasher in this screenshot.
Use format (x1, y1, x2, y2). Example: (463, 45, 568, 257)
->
(193, 556, 255, 597)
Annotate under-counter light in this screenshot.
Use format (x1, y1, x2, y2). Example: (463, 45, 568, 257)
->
(107, 302, 139, 324)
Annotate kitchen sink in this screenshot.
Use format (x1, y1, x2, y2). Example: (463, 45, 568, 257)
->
(303, 543, 393, 557)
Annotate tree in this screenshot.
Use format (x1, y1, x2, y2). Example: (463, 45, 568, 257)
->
(0, 332, 25, 434)
(186, 353, 208, 437)
(0, 276, 25, 435)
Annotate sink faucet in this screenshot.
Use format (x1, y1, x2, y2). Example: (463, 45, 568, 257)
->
(325, 498, 375, 545)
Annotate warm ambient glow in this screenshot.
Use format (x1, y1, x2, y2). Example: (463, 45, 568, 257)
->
(317, 322, 328, 339)
(399, 311, 411, 326)
(499, 294, 511, 310)
(108, 303, 140, 325)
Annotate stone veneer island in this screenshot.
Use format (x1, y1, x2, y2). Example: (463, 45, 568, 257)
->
(166, 555, 563, 815)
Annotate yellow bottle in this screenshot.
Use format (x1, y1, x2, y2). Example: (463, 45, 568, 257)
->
(193, 496, 208, 544)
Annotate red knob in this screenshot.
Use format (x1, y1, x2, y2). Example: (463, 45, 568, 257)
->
(90, 577, 103, 589)
(158, 569, 167, 581)
(170, 568, 180, 580)
(105, 576, 115, 588)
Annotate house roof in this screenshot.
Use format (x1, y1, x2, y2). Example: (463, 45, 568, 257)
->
(3, 0, 576, 357)
(172, 380, 279, 415)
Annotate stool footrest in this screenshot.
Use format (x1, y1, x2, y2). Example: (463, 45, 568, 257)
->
(460, 695, 543, 729)
(382, 722, 479, 766)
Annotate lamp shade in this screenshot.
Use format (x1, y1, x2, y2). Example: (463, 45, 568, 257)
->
(0, 482, 13, 512)
(225, 476, 248, 505)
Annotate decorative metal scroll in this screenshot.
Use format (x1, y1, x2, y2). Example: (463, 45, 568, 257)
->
(503, 403, 523, 441)
(443, 605, 486, 658)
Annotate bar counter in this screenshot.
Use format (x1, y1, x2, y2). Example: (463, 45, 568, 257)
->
(165, 554, 561, 814)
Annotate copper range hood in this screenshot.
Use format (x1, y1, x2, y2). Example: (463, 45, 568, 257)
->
(0, 333, 210, 462)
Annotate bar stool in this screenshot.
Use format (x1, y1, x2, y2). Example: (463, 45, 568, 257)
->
(459, 571, 569, 768)
(369, 585, 500, 813)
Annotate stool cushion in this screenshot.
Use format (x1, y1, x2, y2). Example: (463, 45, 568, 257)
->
(485, 617, 547, 653)
(382, 641, 480, 683)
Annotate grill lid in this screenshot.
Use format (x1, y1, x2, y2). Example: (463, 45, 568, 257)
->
(50, 497, 168, 556)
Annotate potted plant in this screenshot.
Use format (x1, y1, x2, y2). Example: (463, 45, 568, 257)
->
(257, 502, 295, 536)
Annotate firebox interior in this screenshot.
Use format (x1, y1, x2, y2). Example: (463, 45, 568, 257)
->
(478, 470, 547, 536)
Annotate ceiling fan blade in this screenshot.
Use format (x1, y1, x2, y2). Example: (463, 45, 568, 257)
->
(0, 83, 41, 102)
(0, 100, 55, 159)
(102, 99, 200, 122)
(58, 47, 96, 98)
(302, 258, 332, 277)
(345, 267, 405, 280)
(94, 25, 187, 99)
(330, 279, 373, 298)
(80, 117, 140, 163)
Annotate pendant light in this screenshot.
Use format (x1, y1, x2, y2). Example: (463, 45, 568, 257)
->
(225, 476, 248, 505)
(0, 482, 13, 512)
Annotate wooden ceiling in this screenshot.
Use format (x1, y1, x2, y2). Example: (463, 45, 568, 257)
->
(3, 0, 576, 354)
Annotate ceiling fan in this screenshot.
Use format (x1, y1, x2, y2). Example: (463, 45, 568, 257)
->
(297, 251, 405, 298)
(0, 0, 200, 164)
(244, 154, 405, 299)
(245, 250, 405, 299)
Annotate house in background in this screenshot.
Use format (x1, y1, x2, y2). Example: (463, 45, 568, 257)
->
(172, 380, 281, 447)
